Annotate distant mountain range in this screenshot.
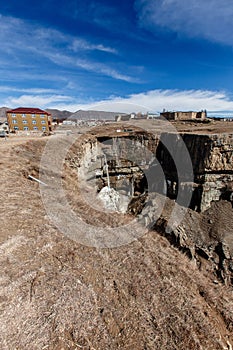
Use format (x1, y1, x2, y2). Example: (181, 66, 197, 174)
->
(46, 109, 125, 121)
(45, 108, 73, 121)
(0, 107, 125, 122)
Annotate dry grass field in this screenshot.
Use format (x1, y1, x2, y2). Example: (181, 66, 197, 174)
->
(0, 124, 232, 349)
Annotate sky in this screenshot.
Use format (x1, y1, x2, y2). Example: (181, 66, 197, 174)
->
(1, 0, 233, 114)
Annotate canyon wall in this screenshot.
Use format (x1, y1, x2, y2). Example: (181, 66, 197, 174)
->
(157, 133, 233, 211)
(67, 129, 233, 284)
(73, 131, 233, 212)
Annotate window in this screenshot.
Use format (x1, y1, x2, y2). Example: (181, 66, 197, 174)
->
(12, 120, 17, 124)
(40, 114, 45, 118)
(14, 126, 19, 130)
(23, 120, 28, 124)
(22, 114, 26, 118)
(31, 114, 35, 118)
(12, 113, 16, 117)
(41, 120, 46, 124)
(32, 120, 37, 124)
(33, 127, 38, 130)
(42, 126, 47, 131)
(24, 127, 29, 131)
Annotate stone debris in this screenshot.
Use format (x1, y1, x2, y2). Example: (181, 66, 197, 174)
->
(97, 186, 130, 213)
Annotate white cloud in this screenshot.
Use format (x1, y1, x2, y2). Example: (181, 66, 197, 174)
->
(0, 14, 131, 82)
(3, 89, 233, 113)
(0, 14, 117, 55)
(43, 54, 134, 82)
(5, 94, 73, 108)
(135, 0, 233, 46)
(0, 86, 57, 94)
(46, 89, 233, 113)
(71, 39, 117, 54)
(75, 59, 136, 82)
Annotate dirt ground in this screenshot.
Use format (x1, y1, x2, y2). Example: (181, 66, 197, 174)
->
(0, 127, 233, 349)
(126, 118, 233, 134)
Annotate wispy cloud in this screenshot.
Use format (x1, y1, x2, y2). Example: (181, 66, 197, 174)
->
(0, 13, 133, 82)
(0, 86, 57, 94)
(135, 0, 233, 46)
(0, 14, 117, 55)
(5, 94, 73, 109)
(2, 89, 233, 113)
(46, 89, 233, 113)
(75, 59, 137, 82)
(42, 53, 135, 82)
(70, 39, 117, 54)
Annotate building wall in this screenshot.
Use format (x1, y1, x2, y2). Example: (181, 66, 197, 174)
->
(161, 111, 206, 121)
(175, 111, 206, 120)
(160, 112, 176, 120)
(7, 112, 52, 132)
(175, 112, 191, 120)
(115, 115, 131, 121)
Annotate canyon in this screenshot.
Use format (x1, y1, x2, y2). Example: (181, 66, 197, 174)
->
(66, 122, 233, 285)
(0, 119, 232, 349)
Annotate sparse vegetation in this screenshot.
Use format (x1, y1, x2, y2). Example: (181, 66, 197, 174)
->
(0, 128, 232, 349)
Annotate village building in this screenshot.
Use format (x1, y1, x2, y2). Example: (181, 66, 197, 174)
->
(115, 114, 131, 122)
(115, 112, 158, 122)
(7, 107, 52, 132)
(160, 110, 207, 121)
(147, 113, 160, 119)
(0, 120, 9, 132)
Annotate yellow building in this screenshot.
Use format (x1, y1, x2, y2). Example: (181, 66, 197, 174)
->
(7, 107, 52, 132)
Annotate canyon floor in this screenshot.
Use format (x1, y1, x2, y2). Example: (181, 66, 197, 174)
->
(0, 120, 233, 349)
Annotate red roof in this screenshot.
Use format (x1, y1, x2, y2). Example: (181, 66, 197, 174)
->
(7, 107, 51, 115)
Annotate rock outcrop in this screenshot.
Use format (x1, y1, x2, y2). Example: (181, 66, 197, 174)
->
(134, 193, 233, 285)
(67, 128, 233, 284)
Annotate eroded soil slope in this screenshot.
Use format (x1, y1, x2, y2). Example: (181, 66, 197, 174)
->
(0, 135, 232, 350)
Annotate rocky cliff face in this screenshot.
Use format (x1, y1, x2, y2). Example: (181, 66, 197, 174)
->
(134, 193, 233, 285)
(71, 129, 233, 222)
(156, 132, 233, 211)
(198, 134, 233, 211)
(67, 129, 233, 284)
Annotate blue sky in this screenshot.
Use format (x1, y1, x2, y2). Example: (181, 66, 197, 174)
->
(1, 0, 233, 113)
